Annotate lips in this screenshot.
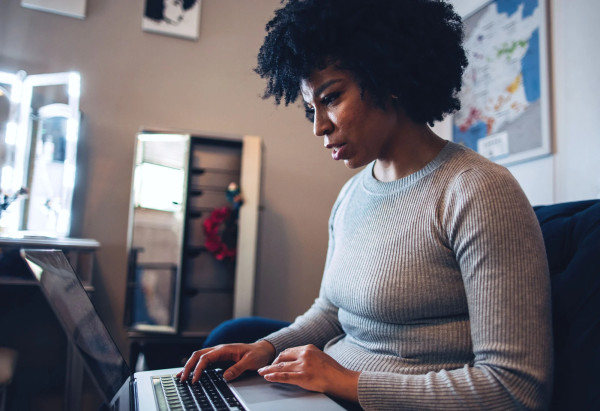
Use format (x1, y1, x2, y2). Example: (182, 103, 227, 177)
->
(326, 142, 347, 160)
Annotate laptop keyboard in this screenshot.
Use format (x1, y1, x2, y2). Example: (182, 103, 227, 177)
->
(152, 368, 246, 410)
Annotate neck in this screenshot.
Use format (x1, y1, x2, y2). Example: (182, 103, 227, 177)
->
(373, 123, 447, 182)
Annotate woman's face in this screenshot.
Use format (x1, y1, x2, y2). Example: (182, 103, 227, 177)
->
(300, 66, 400, 169)
(163, 0, 185, 24)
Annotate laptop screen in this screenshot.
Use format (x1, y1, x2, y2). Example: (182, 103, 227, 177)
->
(21, 249, 131, 403)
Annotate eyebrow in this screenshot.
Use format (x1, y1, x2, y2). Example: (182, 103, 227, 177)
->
(314, 79, 343, 98)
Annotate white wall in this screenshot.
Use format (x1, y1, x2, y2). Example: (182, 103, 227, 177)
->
(550, 0, 600, 202)
(446, 0, 600, 205)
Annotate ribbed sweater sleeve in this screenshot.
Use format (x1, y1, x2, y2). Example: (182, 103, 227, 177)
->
(262, 142, 553, 410)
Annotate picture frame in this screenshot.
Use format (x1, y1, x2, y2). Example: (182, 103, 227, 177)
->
(452, 0, 552, 166)
(21, 0, 87, 19)
(142, 0, 202, 41)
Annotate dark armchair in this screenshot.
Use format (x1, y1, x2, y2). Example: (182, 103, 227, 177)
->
(533, 199, 600, 410)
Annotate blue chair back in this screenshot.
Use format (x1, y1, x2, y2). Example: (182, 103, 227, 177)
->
(534, 200, 600, 410)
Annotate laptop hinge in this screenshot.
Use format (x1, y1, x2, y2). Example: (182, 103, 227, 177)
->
(130, 376, 138, 411)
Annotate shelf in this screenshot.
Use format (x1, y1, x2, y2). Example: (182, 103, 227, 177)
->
(184, 287, 234, 293)
(189, 186, 228, 195)
(187, 208, 214, 219)
(188, 207, 215, 213)
(188, 211, 204, 219)
(135, 262, 178, 270)
(186, 246, 207, 257)
(191, 136, 242, 149)
(190, 167, 240, 175)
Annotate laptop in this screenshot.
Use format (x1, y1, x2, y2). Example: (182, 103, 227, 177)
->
(21, 248, 346, 410)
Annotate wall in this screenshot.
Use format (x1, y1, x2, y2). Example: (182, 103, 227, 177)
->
(1, 0, 599, 359)
(0, 0, 354, 356)
(550, 0, 600, 201)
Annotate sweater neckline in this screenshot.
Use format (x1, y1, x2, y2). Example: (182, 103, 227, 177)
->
(361, 141, 461, 194)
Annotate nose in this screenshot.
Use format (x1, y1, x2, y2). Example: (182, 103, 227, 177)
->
(313, 109, 333, 137)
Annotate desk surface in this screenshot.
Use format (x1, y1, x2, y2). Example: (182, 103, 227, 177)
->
(0, 240, 99, 290)
(0, 235, 100, 250)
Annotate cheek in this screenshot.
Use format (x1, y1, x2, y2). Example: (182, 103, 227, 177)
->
(327, 110, 339, 126)
(332, 107, 359, 134)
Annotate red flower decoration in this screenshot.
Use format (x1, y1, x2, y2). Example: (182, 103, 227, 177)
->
(203, 206, 237, 261)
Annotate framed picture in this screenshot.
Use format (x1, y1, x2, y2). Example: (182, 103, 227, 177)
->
(21, 0, 86, 19)
(452, 0, 551, 166)
(142, 0, 202, 41)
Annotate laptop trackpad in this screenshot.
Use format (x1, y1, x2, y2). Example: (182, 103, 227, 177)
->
(230, 374, 345, 410)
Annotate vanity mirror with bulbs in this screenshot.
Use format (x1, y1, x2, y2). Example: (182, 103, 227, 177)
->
(0, 70, 81, 237)
(0, 70, 99, 411)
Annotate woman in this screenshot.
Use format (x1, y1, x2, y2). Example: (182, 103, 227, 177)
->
(179, 0, 553, 409)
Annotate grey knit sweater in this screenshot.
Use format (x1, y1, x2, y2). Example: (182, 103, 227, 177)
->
(264, 142, 553, 410)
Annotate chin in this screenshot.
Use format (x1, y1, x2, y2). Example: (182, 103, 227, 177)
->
(343, 159, 366, 169)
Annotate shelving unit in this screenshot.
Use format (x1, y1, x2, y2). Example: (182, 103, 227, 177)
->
(125, 133, 262, 366)
(179, 137, 243, 336)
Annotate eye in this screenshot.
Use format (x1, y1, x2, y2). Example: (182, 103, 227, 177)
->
(321, 92, 340, 106)
(303, 102, 315, 123)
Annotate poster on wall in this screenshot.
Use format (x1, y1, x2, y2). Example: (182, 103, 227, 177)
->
(452, 0, 551, 166)
(21, 0, 86, 19)
(142, 0, 202, 41)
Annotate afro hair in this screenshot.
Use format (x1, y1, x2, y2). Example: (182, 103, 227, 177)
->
(255, 0, 468, 125)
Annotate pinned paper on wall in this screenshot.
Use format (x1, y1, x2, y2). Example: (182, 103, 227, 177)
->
(142, 0, 202, 41)
(21, 0, 86, 19)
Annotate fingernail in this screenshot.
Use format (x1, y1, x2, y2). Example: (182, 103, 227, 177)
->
(224, 371, 233, 380)
(257, 367, 265, 373)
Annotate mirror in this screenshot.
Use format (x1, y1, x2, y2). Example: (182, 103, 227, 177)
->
(0, 71, 25, 233)
(126, 132, 190, 333)
(24, 103, 74, 233)
(0, 85, 10, 125)
(0, 71, 81, 237)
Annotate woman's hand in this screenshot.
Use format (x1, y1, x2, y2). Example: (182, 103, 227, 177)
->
(177, 340, 276, 384)
(257, 344, 360, 402)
